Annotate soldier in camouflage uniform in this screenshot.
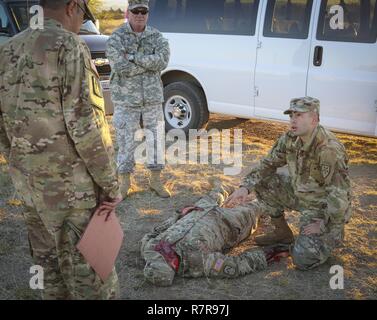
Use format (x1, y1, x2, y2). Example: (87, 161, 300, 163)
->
(140, 179, 289, 286)
(0, 0, 122, 299)
(106, 0, 171, 198)
(226, 97, 352, 270)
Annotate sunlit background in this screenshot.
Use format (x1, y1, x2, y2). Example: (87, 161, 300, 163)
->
(89, 0, 128, 34)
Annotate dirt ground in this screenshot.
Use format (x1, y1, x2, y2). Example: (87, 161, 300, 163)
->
(0, 115, 376, 300)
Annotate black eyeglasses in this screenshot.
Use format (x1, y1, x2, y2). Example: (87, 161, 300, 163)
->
(76, 1, 87, 17)
(73, 0, 96, 23)
(130, 8, 149, 15)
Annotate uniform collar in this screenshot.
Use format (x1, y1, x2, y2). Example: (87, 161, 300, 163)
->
(293, 125, 320, 153)
(124, 22, 152, 38)
(43, 18, 64, 29)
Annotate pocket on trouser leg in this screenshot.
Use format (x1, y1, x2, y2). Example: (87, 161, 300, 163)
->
(59, 220, 118, 299)
(113, 108, 127, 154)
(143, 105, 165, 170)
(112, 108, 127, 130)
(254, 173, 297, 213)
(23, 209, 70, 299)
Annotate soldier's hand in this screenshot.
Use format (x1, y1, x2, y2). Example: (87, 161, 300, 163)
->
(224, 187, 249, 207)
(302, 218, 323, 235)
(96, 196, 123, 218)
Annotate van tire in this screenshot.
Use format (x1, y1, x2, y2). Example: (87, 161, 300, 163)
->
(163, 81, 209, 133)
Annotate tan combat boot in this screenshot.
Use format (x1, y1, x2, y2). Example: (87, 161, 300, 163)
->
(119, 173, 131, 198)
(149, 170, 171, 198)
(255, 216, 294, 246)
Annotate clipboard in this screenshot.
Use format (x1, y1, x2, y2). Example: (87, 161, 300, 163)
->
(76, 210, 124, 282)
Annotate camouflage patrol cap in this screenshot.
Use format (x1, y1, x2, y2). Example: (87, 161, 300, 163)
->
(128, 0, 149, 10)
(284, 97, 320, 115)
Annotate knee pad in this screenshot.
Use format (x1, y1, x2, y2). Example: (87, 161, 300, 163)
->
(291, 235, 330, 270)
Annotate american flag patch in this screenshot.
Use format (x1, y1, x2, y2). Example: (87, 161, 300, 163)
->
(214, 258, 224, 272)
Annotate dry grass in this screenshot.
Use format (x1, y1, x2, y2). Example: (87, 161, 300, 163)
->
(336, 132, 377, 165)
(0, 155, 7, 165)
(0, 208, 5, 221)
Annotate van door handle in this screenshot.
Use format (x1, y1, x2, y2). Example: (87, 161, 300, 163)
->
(313, 46, 323, 67)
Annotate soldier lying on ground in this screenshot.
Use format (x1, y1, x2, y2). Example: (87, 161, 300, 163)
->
(140, 179, 290, 286)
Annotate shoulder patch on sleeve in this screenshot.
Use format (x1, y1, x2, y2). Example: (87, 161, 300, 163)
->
(88, 73, 105, 110)
(321, 164, 331, 179)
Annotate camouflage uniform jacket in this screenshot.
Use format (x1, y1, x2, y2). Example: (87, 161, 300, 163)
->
(0, 19, 120, 217)
(242, 125, 352, 225)
(106, 22, 170, 107)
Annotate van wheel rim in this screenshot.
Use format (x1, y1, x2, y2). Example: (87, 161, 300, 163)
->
(164, 95, 192, 129)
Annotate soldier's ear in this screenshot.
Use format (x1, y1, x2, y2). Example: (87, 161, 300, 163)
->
(310, 111, 319, 125)
(66, 0, 77, 18)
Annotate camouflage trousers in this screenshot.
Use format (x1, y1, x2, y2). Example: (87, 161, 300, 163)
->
(113, 104, 165, 174)
(23, 206, 119, 300)
(141, 184, 267, 286)
(254, 172, 344, 270)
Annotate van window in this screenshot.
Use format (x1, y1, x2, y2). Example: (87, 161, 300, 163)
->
(148, 0, 260, 36)
(7, 1, 39, 32)
(317, 0, 377, 43)
(9, 2, 31, 31)
(0, 3, 10, 33)
(263, 0, 313, 39)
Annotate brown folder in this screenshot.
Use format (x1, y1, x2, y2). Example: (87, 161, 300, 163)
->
(76, 210, 124, 282)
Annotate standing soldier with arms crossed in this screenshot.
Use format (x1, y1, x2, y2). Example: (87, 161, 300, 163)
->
(106, 0, 171, 198)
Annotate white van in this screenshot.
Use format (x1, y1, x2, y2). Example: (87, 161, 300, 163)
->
(148, 0, 377, 136)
